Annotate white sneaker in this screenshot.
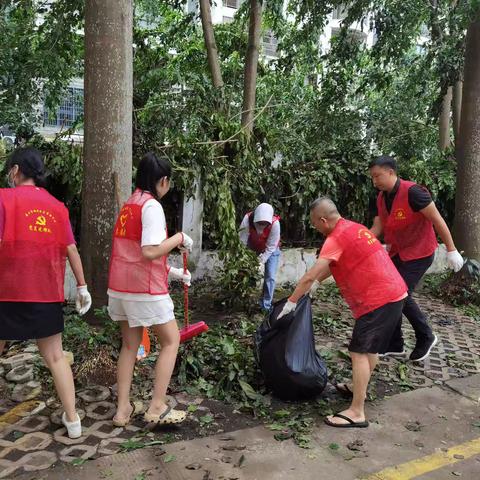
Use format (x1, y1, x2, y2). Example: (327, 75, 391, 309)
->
(62, 412, 82, 439)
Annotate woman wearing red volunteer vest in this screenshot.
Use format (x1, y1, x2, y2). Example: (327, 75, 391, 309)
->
(278, 197, 408, 428)
(108, 153, 193, 427)
(239, 203, 281, 311)
(0, 147, 91, 439)
(369, 155, 463, 362)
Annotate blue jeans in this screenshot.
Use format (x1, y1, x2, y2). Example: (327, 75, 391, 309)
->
(261, 250, 281, 311)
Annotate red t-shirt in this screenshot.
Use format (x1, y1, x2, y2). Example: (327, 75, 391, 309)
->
(320, 236, 407, 304)
(0, 198, 75, 245)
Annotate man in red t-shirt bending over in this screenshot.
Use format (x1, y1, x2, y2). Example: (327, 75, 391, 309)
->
(278, 197, 407, 428)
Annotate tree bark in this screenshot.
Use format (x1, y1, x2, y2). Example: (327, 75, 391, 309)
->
(199, 0, 223, 89)
(439, 86, 452, 150)
(241, 0, 262, 135)
(452, 79, 463, 144)
(454, 16, 480, 260)
(82, 0, 133, 316)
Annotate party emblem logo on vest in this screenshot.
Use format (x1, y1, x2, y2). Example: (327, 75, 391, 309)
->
(357, 228, 377, 246)
(115, 206, 133, 237)
(24, 209, 56, 234)
(393, 208, 407, 221)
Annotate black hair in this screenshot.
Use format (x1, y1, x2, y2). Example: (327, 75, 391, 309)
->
(135, 152, 172, 199)
(368, 155, 397, 172)
(7, 147, 47, 187)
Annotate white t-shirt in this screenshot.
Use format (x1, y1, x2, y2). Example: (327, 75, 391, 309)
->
(108, 199, 170, 302)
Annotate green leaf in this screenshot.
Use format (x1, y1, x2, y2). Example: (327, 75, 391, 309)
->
(199, 414, 214, 426)
(328, 443, 340, 451)
(72, 458, 87, 466)
(238, 380, 261, 401)
(268, 423, 285, 431)
(164, 454, 176, 463)
(274, 409, 291, 418)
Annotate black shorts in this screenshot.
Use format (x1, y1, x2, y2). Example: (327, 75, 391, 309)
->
(348, 299, 405, 354)
(0, 302, 64, 341)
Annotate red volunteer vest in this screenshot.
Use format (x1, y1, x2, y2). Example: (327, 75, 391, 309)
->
(0, 186, 69, 302)
(108, 189, 169, 295)
(247, 212, 280, 254)
(328, 219, 407, 319)
(377, 179, 437, 261)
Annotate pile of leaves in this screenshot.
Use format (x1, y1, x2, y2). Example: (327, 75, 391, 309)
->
(62, 306, 121, 386)
(439, 260, 480, 307)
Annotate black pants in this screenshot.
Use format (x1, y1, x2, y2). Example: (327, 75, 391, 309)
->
(384, 253, 435, 351)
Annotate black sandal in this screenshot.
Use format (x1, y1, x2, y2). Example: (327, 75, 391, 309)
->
(324, 413, 369, 429)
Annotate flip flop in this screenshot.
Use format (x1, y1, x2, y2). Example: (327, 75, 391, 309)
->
(335, 383, 353, 397)
(324, 413, 369, 429)
(144, 406, 187, 425)
(112, 401, 143, 427)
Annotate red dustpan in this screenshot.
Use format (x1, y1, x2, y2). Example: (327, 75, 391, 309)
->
(179, 252, 208, 343)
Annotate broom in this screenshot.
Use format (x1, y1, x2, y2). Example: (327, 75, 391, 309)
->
(137, 251, 208, 359)
(179, 251, 209, 343)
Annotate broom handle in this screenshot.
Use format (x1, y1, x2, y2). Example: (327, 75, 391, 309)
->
(183, 251, 189, 328)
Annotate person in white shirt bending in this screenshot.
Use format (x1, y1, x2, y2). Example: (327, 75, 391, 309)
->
(239, 203, 281, 312)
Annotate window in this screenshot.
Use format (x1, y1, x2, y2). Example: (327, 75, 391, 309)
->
(43, 87, 84, 129)
(331, 27, 367, 46)
(332, 4, 348, 20)
(223, 0, 240, 8)
(262, 31, 278, 57)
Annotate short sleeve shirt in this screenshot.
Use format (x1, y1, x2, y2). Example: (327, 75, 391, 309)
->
(319, 236, 343, 262)
(140, 199, 167, 246)
(369, 179, 433, 217)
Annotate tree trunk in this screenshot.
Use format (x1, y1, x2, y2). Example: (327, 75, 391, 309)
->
(82, 0, 133, 316)
(454, 16, 480, 260)
(241, 0, 262, 135)
(452, 79, 463, 144)
(439, 86, 452, 150)
(199, 0, 223, 89)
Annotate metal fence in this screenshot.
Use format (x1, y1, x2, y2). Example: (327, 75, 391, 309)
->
(43, 87, 84, 129)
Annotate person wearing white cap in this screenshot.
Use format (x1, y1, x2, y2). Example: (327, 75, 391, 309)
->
(239, 203, 281, 311)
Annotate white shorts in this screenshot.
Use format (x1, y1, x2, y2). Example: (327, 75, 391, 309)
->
(108, 296, 175, 328)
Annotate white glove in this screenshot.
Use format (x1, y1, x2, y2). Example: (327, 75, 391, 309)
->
(447, 250, 464, 273)
(76, 285, 92, 316)
(308, 280, 320, 297)
(277, 300, 296, 319)
(180, 232, 193, 252)
(169, 266, 191, 286)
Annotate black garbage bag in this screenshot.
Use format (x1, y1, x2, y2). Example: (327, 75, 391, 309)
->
(255, 295, 328, 401)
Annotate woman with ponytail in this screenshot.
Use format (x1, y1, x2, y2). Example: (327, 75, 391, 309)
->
(108, 152, 193, 426)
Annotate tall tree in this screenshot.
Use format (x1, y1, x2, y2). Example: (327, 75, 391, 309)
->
(454, 13, 480, 260)
(439, 86, 452, 150)
(199, 0, 224, 90)
(81, 0, 133, 315)
(452, 79, 463, 143)
(241, 0, 263, 135)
